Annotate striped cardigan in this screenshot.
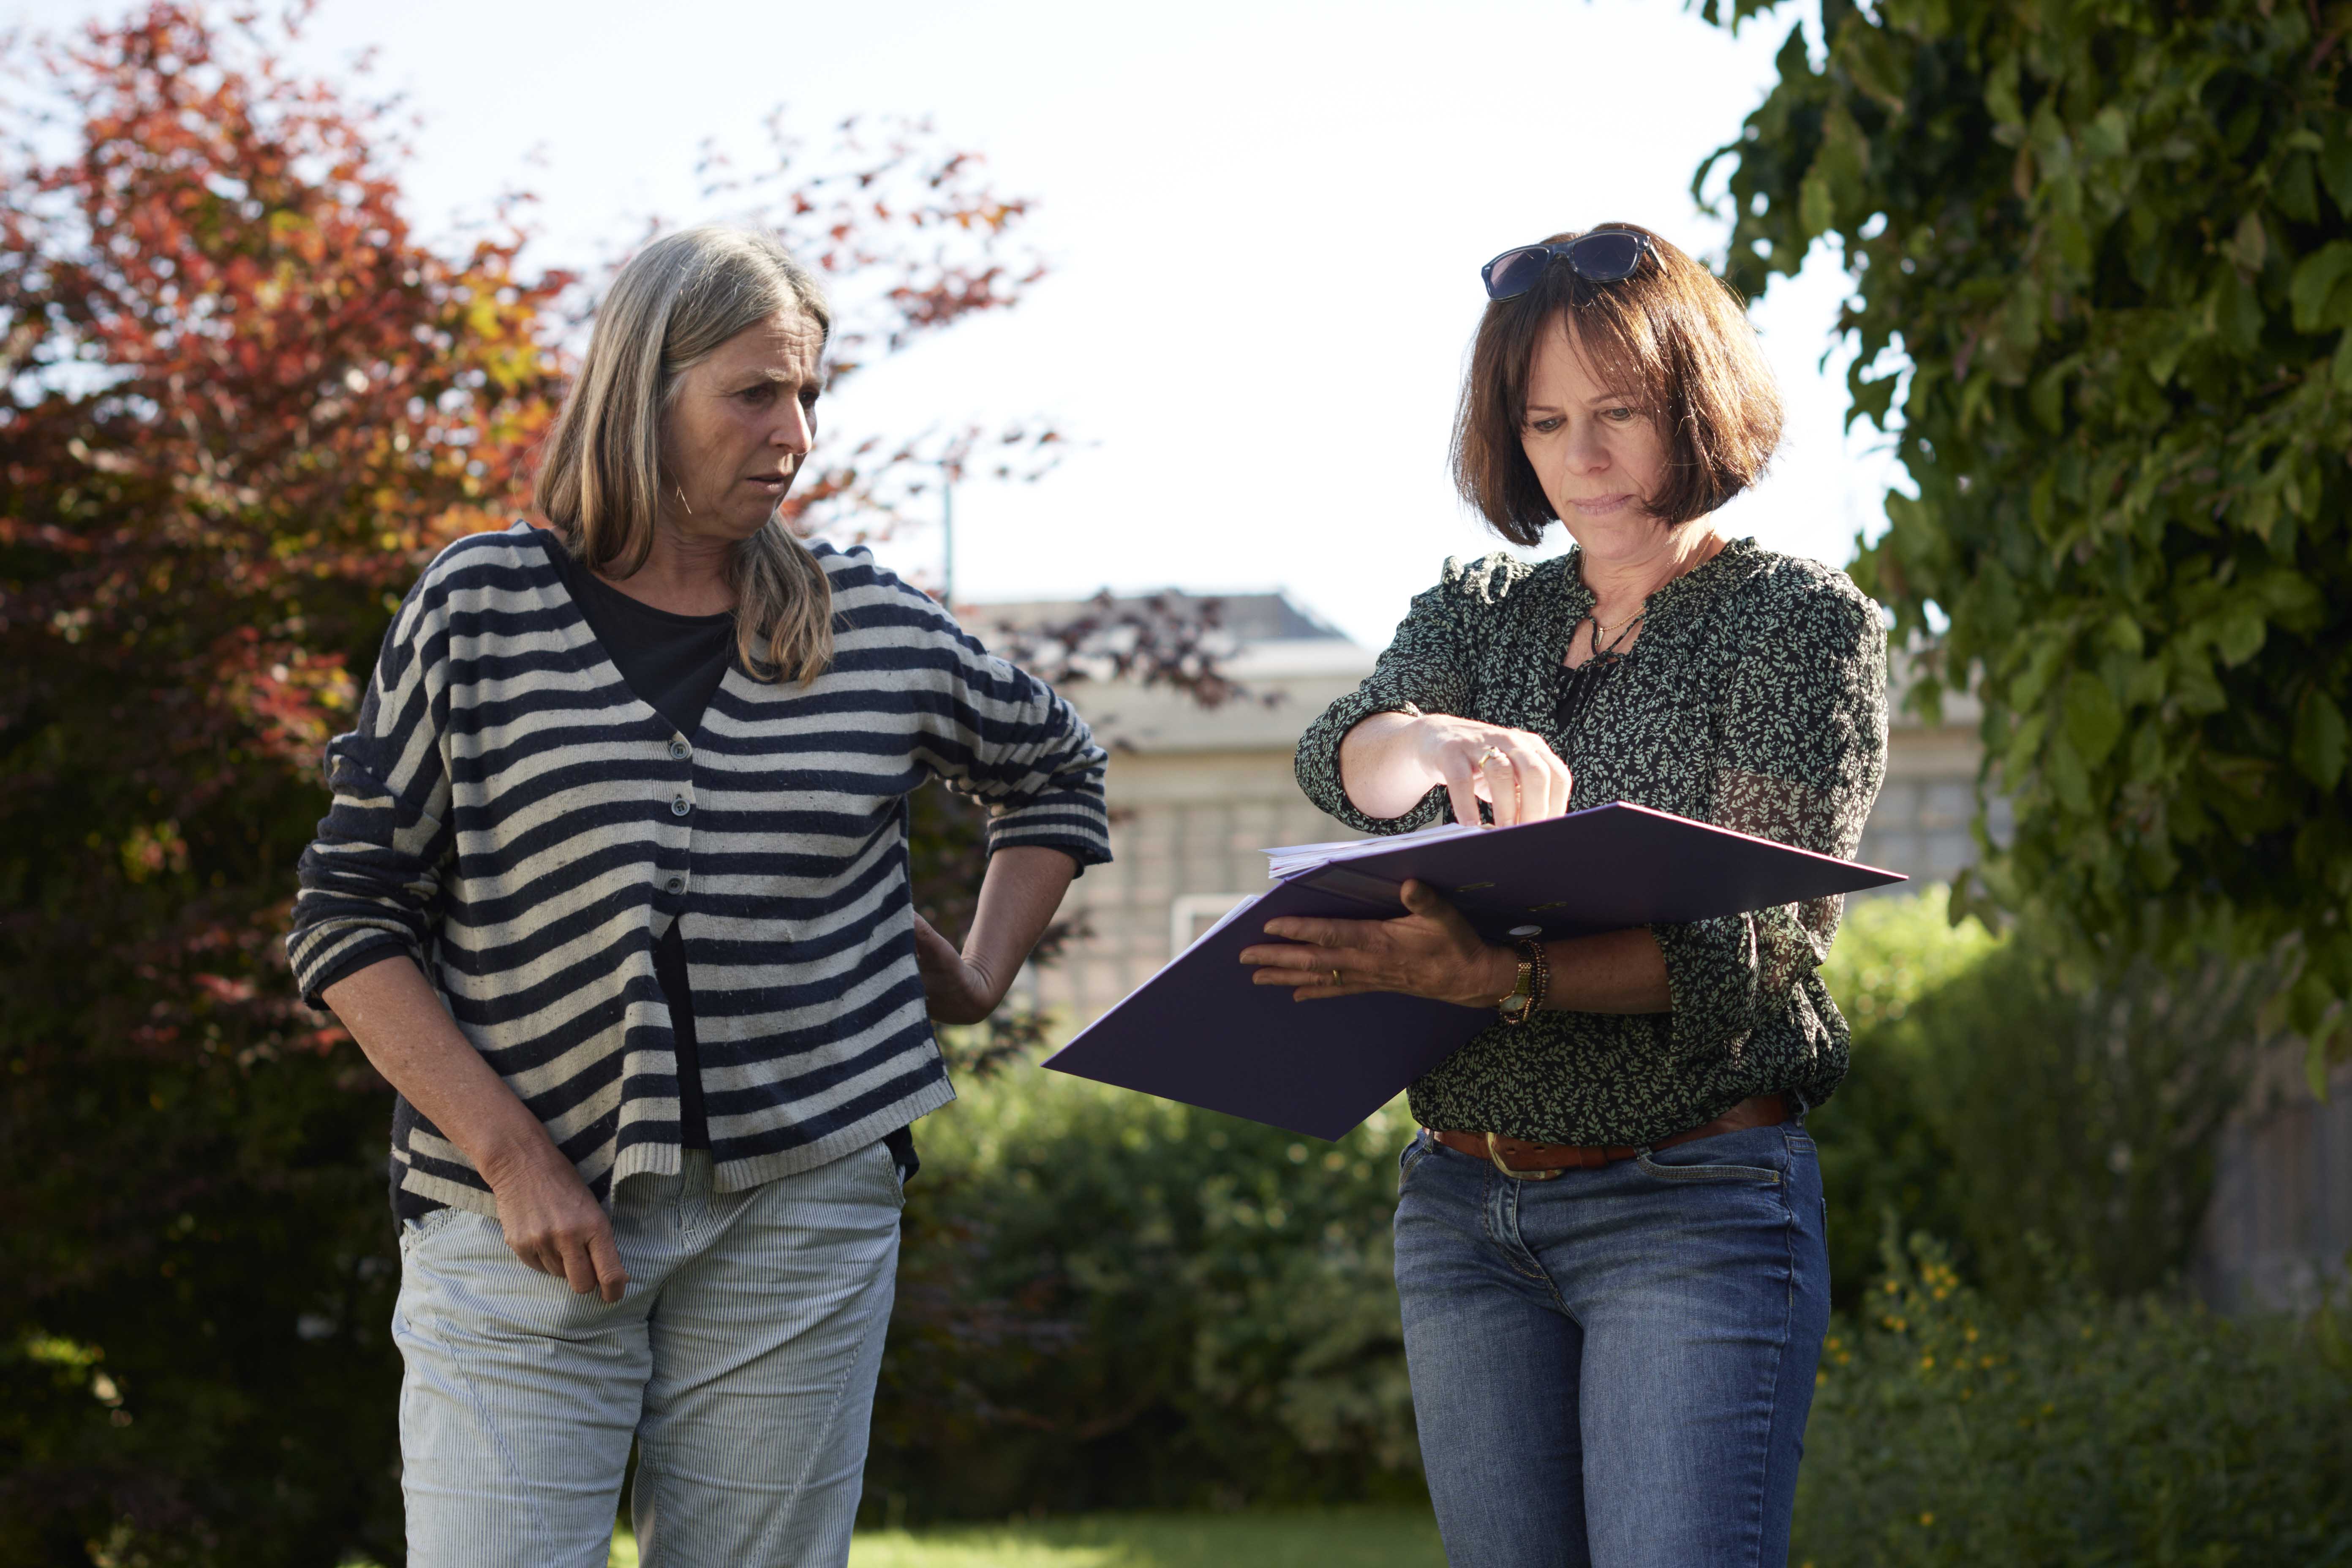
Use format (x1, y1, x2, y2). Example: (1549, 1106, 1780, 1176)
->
(286, 523, 1111, 1215)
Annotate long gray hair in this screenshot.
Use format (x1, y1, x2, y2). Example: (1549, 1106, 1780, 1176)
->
(535, 226, 835, 684)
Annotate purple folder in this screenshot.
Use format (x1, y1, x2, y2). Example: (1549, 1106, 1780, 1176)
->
(1039, 801, 1906, 1141)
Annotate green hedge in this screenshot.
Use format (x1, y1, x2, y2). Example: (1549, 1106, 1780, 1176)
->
(6, 885, 2307, 1557)
(866, 1074, 1425, 1522)
(1794, 1230, 2352, 1567)
(1814, 890, 2267, 1310)
(866, 889, 2295, 1528)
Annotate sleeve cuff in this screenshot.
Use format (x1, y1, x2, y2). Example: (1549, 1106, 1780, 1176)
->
(986, 793, 1113, 874)
(1649, 915, 1759, 1054)
(294, 933, 422, 1012)
(1294, 697, 1448, 836)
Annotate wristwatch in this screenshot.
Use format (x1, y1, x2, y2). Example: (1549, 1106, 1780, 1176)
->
(1495, 939, 1549, 1026)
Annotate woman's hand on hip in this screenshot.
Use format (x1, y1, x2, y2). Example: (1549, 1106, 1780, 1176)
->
(1239, 879, 1518, 1007)
(478, 1141, 629, 1303)
(1409, 716, 1573, 828)
(912, 911, 1002, 1026)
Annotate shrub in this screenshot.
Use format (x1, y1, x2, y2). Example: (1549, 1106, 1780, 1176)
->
(1794, 1229, 2352, 1567)
(1814, 890, 2269, 1310)
(1813, 892, 2001, 1307)
(867, 1073, 1423, 1522)
(863, 889, 2284, 1521)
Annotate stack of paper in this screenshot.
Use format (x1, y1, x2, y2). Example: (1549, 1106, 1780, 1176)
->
(1260, 821, 1479, 882)
(1040, 801, 1904, 1140)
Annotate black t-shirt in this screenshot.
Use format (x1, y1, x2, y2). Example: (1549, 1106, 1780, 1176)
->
(550, 543, 917, 1185)
(390, 538, 914, 1221)
(553, 549, 735, 1155)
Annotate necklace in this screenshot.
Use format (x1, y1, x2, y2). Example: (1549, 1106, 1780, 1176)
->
(1577, 607, 1646, 662)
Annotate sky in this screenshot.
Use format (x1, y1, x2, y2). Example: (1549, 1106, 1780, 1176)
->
(10, 0, 1900, 649)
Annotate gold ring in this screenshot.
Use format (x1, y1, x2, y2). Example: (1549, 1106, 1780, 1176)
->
(1330, 968, 1342, 986)
(1478, 746, 1508, 768)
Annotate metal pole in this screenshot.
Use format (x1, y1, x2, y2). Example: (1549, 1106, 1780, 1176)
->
(941, 463, 956, 610)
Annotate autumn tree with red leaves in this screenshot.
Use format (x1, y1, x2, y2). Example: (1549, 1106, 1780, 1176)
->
(0, 5, 1098, 1558)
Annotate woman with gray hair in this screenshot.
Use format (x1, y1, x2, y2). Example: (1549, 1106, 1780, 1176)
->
(287, 226, 1109, 1565)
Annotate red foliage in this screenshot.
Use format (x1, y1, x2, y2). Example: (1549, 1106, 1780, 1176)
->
(0, 3, 569, 1089)
(0, 7, 1073, 1553)
(0, 3, 1069, 1074)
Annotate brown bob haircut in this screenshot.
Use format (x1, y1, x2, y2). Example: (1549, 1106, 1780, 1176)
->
(1451, 223, 1783, 546)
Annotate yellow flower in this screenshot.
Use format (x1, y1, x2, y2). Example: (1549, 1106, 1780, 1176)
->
(1919, 1513, 1936, 1527)
(1919, 1355, 1935, 1370)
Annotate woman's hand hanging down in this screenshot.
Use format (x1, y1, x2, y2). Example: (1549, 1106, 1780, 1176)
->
(1339, 711, 1573, 827)
(912, 844, 1079, 1026)
(323, 956, 630, 1302)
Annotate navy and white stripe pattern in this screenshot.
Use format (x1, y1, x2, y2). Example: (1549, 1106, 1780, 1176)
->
(288, 523, 1110, 1215)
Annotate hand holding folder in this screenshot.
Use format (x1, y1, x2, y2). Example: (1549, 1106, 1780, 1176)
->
(1040, 801, 1905, 1140)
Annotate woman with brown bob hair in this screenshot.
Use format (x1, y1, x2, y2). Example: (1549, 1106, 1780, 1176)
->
(1243, 224, 1887, 1566)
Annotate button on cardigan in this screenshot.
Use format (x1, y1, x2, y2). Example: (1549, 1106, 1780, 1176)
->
(286, 523, 1111, 1215)
(1293, 538, 1888, 1148)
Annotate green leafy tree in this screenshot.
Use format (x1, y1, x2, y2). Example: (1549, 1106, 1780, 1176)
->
(1696, 0, 2352, 1081)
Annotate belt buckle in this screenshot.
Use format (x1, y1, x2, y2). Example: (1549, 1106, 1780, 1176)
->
(1485, 1131, 1563, 1182)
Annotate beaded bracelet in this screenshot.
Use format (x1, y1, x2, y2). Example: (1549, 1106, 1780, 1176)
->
(1497, 938, 1549, 1026)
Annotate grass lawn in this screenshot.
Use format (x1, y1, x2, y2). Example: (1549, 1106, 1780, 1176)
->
(605, 1508, 1446, 1566)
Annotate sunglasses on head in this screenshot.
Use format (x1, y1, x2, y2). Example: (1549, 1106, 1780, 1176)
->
(1480, 231, 1655, 300)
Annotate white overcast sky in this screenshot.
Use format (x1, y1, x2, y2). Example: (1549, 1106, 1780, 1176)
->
(12, 0, 1895, 649)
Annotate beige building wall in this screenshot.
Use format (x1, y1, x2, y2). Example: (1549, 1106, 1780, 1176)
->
(1029, 638, 1375, 1021)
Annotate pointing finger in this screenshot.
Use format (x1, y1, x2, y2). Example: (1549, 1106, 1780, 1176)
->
(1481, 747, 1521, 828)
(1437, 753, 1482, 829)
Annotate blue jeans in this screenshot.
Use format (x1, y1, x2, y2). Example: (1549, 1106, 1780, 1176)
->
(1394, 1122, 1829, 1568)
(393, 1144, 903, 1567)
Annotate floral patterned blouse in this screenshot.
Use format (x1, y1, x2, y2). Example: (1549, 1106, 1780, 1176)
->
(1293, 537, 1889, 1146)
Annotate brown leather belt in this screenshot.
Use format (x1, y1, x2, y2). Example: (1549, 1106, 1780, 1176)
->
(1429, 1094, 1789, 1181)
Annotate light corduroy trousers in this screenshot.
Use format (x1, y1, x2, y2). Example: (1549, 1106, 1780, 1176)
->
(392, 1142, 903, 1567)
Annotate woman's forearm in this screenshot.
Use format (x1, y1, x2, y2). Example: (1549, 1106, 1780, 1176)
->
(1337, 711, 1574, 828)
(1338, 712, 1443, 820)
(1540, 927, 1672, 1015)
(321, 954, 560, 1184)
(963, 845, 1079, 995)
